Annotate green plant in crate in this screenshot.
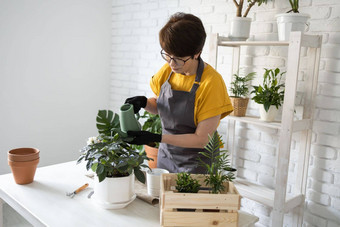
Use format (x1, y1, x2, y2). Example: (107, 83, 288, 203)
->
(77, 110, 151, 183)
(197, 132, 235, 194)
(251, 68, 286, 112)
(175, 172, 201, 193)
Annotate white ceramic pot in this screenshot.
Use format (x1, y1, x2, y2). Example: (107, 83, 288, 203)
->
(276, 13, 310, 41)
(259, 105, 279, 122)
(93, 173, 135, 208)
(229, 17, 252, 41)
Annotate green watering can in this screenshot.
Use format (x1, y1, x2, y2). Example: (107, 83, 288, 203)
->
(119, 104, 141, 138)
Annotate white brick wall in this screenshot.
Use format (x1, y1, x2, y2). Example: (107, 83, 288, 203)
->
(111, 0, 340, 226)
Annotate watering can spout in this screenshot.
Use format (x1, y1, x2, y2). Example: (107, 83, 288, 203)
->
(119, 104, 141, 137)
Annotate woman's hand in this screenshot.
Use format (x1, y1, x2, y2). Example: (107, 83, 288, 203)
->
(126, 131, 162, 145)
(125, 96, 147, 113)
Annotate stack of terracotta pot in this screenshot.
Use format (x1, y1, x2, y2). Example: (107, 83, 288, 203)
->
(8, 148, 40, 184)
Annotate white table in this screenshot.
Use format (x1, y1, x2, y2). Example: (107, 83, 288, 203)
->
(0, 161, 258, 227)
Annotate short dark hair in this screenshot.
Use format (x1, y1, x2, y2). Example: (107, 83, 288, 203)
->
(159, 12, 206, 57)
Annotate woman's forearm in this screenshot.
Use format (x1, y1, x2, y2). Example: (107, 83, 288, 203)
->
(161, 133, 210, 148)
(161, 115, 221, 148)
(145, 97, 158, 114)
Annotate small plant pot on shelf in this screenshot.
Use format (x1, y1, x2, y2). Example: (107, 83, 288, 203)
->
(230, 97, 249, 117)
(229, 17, 252, 41)
(259, 105, 279, 122)
(144, 145, 158, 168)
(276, 13, 310, 41)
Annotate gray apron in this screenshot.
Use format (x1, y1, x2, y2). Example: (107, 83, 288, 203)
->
(156, 57, 212, 174)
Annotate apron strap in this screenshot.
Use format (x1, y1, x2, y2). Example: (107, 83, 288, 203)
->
(190, 57, 204, 93)
(166, 71, 173, 83)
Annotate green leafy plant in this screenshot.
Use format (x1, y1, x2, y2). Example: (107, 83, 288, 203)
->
(175, 172, 201, 193)
(251, 68, 285, 112)
(233, 0, 270, 17)
(77, 110, 151, 183)
(287, 0, 299, 13)
(197, 132, 235, 194)
(230, 71, 256, 98)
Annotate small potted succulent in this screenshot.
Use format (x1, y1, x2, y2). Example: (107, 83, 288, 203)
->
(77, 110, 151, 209)
(197, 132, 235, 194)
(229, 71, 256, 117)
(137, 111, 162, 168)
(276, 0, 310, 41)
(251, 68, 285, 122)
(230, 0, 271, 40)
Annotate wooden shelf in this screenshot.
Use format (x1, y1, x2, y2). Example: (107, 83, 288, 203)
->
(227, 115, 281, 130)
(234, 178, 304, 212)
(218, 38, 289, 47)
(210, 32, 322, 226)
(227, 116, 313, 132)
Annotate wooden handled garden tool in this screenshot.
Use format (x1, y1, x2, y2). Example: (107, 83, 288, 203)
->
(66, 183, 89, 198)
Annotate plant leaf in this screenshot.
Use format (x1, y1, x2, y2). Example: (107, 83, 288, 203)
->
(134, 169, 146, 183)
(96, 110, 120, 136)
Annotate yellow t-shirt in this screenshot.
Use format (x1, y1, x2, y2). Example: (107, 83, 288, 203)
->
(150, 63, 233, 125)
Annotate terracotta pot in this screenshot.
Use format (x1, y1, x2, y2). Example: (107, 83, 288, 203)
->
(8, 147, 40, 162)
(8, 158, 39, 184)
(144, 145, 158, 169)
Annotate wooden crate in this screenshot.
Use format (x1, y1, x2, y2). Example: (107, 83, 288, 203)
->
(160, 173, 241, 227)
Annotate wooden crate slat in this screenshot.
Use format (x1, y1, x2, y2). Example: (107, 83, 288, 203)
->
(162, 211, 238, 227)
(164, 193, 240, 210)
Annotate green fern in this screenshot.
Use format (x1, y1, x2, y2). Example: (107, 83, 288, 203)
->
(197, 132, 235, 194)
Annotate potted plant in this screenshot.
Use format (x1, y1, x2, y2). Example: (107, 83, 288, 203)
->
(251, 68, 285, 122)
(138, 111, 162, 168)
(276, 0, 310, 41)
(197, 132, 235, 194)
(175, 172, 201, 193)
(77, 110, 150, 209)
(230, 0, 270, 41)
(229, 71, 256, 117)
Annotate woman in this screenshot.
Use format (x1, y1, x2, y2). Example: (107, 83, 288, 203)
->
(125, 12, 233, 173)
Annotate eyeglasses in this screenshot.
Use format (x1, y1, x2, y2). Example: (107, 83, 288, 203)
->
(160, 50, 191, 67)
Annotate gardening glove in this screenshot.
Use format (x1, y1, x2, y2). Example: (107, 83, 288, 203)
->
(124, 96, 147, 114)
(126, 131, 162, 145)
